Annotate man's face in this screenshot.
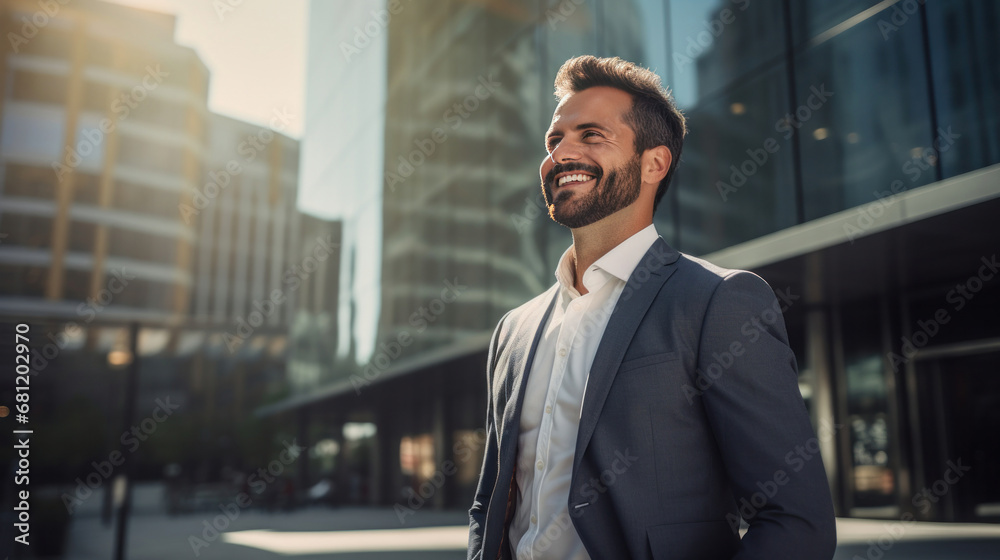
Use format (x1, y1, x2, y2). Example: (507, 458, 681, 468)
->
(541, 86, 641, 229)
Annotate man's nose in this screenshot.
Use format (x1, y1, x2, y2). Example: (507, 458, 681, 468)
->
(548, 140, 581, 163)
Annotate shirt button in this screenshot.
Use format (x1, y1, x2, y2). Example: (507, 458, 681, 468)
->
(530, 515, 537, 524)
(545, 405, 552, 414)
(558, 347, 567, 357)
(536, 460, 544, 470)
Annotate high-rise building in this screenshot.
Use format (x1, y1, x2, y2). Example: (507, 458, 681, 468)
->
(0, 0, 320, 507)
(286, 0, 999, 522)
(286, 213, 342, 391)
(189, 113, 303, 329)
(0, 0, 208, 321)
(0, 0, 314, 334)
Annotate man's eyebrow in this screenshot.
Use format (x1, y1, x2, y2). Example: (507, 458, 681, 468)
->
(546, 122, 613, 139)
(575, 122, 613, 133)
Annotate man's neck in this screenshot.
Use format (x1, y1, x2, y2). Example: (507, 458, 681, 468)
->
(570, 216, 651, 295)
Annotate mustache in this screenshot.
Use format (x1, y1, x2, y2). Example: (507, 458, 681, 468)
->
(543, 162, 602, 188)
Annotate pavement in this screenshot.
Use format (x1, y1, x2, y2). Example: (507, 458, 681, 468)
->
(44, 485, 1000, 559)
(54, 509, 1000, 560)
(61, 506, 469, 560)
(833, 517, 1000, 560)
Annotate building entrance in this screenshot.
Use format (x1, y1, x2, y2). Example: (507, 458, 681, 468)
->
(914, 349, 1000, 522)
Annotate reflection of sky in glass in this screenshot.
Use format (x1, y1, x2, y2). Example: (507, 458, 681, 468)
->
(667, 0, 723, 108)
(636, 0, 669, 89)
(301, 0, 386, 365)
(0, 105, 65, 161)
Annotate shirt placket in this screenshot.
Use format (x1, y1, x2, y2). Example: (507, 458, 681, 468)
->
(528, 294, 585, 553)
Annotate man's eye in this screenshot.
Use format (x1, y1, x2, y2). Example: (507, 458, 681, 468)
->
(546, 138, 560, 150)
(583, 131, 601, 139)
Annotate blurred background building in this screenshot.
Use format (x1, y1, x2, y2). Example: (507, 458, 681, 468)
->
(0, 1, 331, 555)
(0, 0, 207, 321)
(0, 0, 998, 556)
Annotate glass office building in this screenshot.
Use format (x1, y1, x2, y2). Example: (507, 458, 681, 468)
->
(287, 0, 1000, 522)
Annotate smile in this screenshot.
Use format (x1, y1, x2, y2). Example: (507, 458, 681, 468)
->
(556, 173, 595, 187)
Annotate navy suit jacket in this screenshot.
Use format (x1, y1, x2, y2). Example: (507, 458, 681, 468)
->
(468, 237, 836, 559)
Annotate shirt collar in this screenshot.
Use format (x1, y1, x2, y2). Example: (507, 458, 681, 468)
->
(554, 223, 660, 297)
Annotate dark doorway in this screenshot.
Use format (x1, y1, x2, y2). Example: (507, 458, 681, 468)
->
(914, 351, 1000, 522)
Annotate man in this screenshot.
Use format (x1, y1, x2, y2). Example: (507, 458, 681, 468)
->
(467, 55, 836, 559)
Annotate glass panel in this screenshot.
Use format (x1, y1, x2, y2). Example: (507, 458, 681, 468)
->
(4, 164, 57, 199)
(63, 269, 92, 302)
(926, 0, 1000, 178)
(0, 105, 65, 162)
(675, 63, 796, 255)
(667, 0, 785, 109)
(82, 81, 112, 113)
(841, 300, 896, 510)
(789, 0, 884, 47)
(68, 221, 97, 253)
(10, 27, 71, 58)
(117, 135, 184, 175)
(915, 353, 1000, 522)
(74, 173, 101, 205)
(796, 11, 934, 220)
(107, 227, 177, 265)
(0, 265, 47, 297)
(112, 181, 181, 219)
(11, 70, 67, 105)
(0, 213, 53, 248)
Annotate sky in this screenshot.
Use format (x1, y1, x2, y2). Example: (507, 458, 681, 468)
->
(105, 0, 308, 139)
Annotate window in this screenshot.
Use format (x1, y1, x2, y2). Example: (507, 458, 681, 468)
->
(12, 27, 70, 58)
(86, 38, 114, 68)
(0, 213, 53, 248)
(82, 81, 112, 113)
(840, 300, 897, 511)
(116, 137, 184, 176)
(0, 265, 47, 297)
(795, 11, 933, 220)
(130, 97, 188, 131)
(926, 1, 1000, 178)
(112, 181, 181, 219)
(667, 0, 786, 108)
(4, 165, 56, 199)
(675, 63, 797, 254)
(68, 221, 97, 253)
(11, 70, 66, 105)
(63, 269, 92, 302)
(74, 173, 101, 205)
(114, 278, 174, 311)
(107, 226, 177, 265)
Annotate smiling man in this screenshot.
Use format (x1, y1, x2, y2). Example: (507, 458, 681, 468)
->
(467, 56, 836, 560)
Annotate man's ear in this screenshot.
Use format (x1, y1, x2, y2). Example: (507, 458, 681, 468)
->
(641, 146, 672, 187)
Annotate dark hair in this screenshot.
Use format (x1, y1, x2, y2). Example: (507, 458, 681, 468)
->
(553, 55, 686, 213)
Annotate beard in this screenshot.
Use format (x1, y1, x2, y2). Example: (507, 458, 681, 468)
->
(542, 153, 643, 229)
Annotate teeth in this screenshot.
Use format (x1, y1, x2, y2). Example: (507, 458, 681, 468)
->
(557, 174, 594, 186)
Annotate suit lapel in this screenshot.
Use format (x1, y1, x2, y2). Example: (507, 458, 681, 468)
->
(573, 237, 680, 473)
(498, 286, 560, 445)
(484, 287, 560, 555)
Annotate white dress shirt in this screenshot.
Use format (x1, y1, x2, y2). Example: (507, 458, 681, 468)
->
(509, 223, 660, 559)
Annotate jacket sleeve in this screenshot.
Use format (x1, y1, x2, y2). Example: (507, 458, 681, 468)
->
(468, 311, 510, 560)
(696, 271, 837, 560)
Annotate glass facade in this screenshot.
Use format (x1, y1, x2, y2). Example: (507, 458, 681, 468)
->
(302, 0, 1000, 386)
(294, 0, 1000, 519)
